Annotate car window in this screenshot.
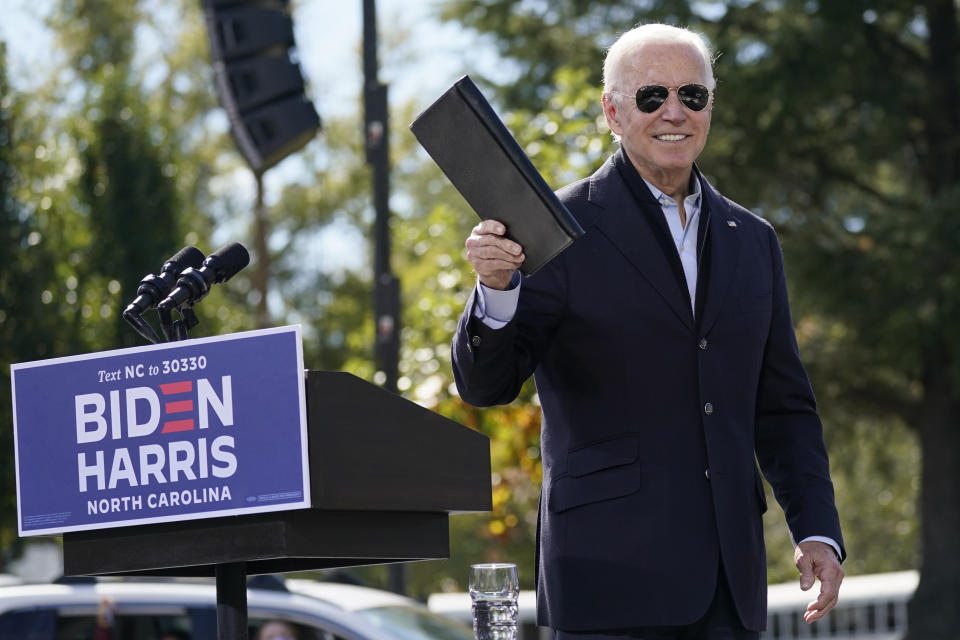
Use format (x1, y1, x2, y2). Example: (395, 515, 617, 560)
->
(0, 607, 201, 640)
(0, 604, 378, 640)
(0, 609, 101, 640)
(0, 607, 360, 640)
(249, 616, 348, 640)
(354, 606, 474, 640)
(55, 612, 99, 640)
(0, 608, 57, 639)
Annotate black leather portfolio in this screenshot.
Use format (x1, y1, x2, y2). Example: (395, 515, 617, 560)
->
(410, 75, 585, 276)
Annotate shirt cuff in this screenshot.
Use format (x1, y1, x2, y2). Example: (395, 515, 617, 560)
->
(797, 536, 843, 561)
(472, 273, 521, 329)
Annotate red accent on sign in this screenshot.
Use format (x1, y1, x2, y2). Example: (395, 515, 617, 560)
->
(160, 381, 193, 395)
(162, 419, 195, 433)
(165, 400, 194, 414)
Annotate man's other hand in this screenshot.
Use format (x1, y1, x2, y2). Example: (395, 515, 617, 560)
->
(465, 220, 525, 290)
(795, 540, 844, 623)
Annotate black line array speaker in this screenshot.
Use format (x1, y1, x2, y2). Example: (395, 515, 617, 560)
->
(203, 0, 320, 174)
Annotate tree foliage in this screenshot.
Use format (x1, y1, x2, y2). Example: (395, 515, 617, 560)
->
(0, 0, 251, 564)
(0, 42, 33, 567)
(0, 38, 97, 567)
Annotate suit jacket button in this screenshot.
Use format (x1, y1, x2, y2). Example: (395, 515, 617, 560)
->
(704, 402, 714, 415)
(698, 338, 708, 350)
(471, 335, 481, 347)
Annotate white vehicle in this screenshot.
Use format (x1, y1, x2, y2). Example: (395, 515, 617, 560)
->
(0, 576, 473, 640)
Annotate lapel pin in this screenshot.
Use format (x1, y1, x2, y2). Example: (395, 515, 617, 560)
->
(726, 219, 738, 229)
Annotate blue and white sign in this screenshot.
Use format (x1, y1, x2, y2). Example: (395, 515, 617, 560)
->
(11, 325, 310, 536)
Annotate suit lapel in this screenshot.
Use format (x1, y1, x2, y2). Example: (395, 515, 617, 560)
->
(696, 174, 741, 336)
(588, 157, 696, 333)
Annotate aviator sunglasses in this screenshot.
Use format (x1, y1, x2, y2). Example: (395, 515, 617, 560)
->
(610, 84, 712, 113)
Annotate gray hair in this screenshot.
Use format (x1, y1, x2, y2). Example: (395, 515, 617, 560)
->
(602, 23, 716, 95)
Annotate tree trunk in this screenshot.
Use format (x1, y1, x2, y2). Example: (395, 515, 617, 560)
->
(905, 363, 960, 638)
(907, 3, 960, 636)
(922, 0, 959, 193)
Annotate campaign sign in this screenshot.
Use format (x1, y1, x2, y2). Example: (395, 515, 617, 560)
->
(11, 325, 310, 536)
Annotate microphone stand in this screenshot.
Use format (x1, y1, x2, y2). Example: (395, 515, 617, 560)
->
(158, 304, 200, 342)
(179, 307, 199, 340)
(123, 308, 163, 344)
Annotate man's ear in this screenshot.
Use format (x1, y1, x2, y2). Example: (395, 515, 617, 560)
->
(602, 93, 623, 136)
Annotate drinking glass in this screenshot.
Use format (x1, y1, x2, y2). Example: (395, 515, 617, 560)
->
(469, 563, 519, 639)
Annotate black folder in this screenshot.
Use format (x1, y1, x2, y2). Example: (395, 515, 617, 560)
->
(410, 75, 585, 276)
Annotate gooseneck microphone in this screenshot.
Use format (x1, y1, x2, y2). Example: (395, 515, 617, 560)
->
(123, 246, 206, 344)
(157, 242, 250, 312)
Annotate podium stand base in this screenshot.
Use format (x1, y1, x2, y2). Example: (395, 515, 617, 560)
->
(63, 508, 449, 576)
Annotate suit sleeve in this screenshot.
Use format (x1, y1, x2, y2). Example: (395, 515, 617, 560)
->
(452, 258, 567, 407)
(754, 225, 846, 560)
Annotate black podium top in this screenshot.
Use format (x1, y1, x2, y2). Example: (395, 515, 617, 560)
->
(305, 371, 490, 513)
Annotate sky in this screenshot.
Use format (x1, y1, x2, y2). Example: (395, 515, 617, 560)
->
(0, 0, 492, 117)
(296, 0, 486, 115)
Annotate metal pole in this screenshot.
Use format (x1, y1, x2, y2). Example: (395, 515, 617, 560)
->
(362, 0, 404, 595)
(216, 562, 249, 640)
(253, 171, 270, 328)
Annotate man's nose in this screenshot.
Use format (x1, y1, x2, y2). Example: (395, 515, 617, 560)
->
(659, 91, 687, 121)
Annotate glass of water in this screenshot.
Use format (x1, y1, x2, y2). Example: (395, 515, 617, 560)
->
(469, 562, 519, 638)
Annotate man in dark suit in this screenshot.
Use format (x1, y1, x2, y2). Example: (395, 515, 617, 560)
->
(452, 23, 845, 639)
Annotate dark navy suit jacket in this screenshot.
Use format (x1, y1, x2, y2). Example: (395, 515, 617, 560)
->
(452, 152, 845, 632)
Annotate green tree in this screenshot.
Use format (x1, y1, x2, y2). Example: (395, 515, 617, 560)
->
(0, 37, 95, 567)
(0, 0, 252, 559)
(74, 75, 184, 347)
(439, 0, 958, 635)
(0, 40, 29, 569)
(51, 0, 188, 348)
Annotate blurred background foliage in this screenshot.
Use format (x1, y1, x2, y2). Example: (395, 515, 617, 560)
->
(1, 0, 957, 637)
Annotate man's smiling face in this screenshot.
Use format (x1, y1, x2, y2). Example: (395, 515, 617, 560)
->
(603, 41, 713, 189)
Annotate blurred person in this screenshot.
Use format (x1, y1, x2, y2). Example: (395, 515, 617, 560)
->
(256, 620, 299, 640)
(93, 597, 115, 640)
(452, 22, 845, 640)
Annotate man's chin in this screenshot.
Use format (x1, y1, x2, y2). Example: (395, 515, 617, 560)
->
(652, 153, 700, 171)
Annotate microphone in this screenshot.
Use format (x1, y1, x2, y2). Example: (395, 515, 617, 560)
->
(157, 242, 250, 312)
(123, 246, 206, 343)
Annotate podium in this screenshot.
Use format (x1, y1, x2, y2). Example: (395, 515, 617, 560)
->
(62, 370, 491, 577)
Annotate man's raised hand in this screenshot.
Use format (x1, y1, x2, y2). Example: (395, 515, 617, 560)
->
(465, 220, 525, 290)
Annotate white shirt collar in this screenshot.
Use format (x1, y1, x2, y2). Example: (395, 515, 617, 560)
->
(641, 172, 702, 208)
